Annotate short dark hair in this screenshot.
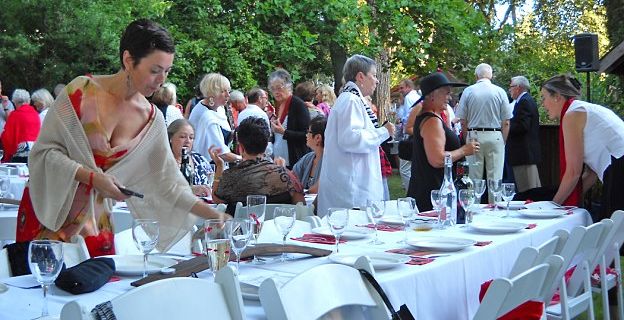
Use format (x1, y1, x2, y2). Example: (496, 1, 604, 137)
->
(294, 81, 316, 102)
(309, 115, 327, 147)
(237, 117, 269, 155)
(119, 19, 175, 69)
(247, 87, 265, 104)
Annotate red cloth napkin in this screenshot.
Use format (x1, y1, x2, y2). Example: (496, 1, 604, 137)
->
(525, 199, 534, 204)
(526, 224, 537, 229)
(386, 248, 433, 256)
(484, 204, 496, 209)
(357, 224, 404, 232)
(474, 241, 492, 247)
(291, 233, 345, 245)
(418, 210, 438, 217)
(406, 257, 434, 265)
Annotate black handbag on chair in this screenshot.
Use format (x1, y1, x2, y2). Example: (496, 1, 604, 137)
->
(359, 269, 415, 320)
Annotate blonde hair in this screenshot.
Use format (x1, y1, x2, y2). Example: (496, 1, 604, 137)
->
(199, 73, 230, 98)
(316, 84, 336, 106)
(151, 82, 176, 106)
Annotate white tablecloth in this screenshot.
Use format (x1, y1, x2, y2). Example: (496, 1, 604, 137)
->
(0, 207, 591, 320)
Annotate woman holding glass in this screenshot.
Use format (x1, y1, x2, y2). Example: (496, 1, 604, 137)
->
(541, 74, 624, 220)
(18, 19, 228, 257)
(407, 72, 479, 211)
(167, 118, 214, 197)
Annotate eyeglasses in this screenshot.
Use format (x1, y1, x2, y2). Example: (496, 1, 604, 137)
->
(269, 84, 285, 93)
(509, 85, 519, 88)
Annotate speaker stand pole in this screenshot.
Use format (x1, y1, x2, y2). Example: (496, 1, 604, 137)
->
(586, 72, 591, 103)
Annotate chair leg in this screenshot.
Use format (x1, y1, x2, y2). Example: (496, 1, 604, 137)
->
(584, 262, 596, 320)
(600, 256, 610, 320)
(615, 248, 624, 320)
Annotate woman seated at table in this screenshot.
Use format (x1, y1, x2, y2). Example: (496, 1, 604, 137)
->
(541, 74, 624, 220)
(18, 19, 228, 257)
(292, 115, 326, 194)
(209, 116, 305, 214)
(167, 118, 213, 197)
(407, 72, 479, 211)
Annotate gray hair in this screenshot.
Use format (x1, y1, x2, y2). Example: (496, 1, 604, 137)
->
(475, 63, 493, 79)
(31, 88, 54, 111)
(268, 69, 293, 92)
(53, 83, 66, 97)
(510, 76, 530, 90)
(541, 74, 582, 100)
(343, 54, 376, 83)
(229, 90, 245, 102)
(11, 89, 30, 106)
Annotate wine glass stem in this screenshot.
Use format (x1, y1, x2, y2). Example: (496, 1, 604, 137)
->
(374, 223, 379, 243)
(236, 254, 241, 275)
(143, 253, 148, 278)
(281, 235, 287, 262)
(42, 283, 49, 316)
(335, 236, 340, 253)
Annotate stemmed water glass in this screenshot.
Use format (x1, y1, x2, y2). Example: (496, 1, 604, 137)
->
(28, 240, 64, 318)
(366, 200, 385, 245)
(226, 219, 252, 275)
(327, 208, 349, 253)
(397, 197, 417, 244)
(487, 179, 503, 211)
(501, 183, 516, 218)
(204, 219, 229, 279)
(430, 190, 443, 227)
(473, 179, 486, 209)
(247, 195, 266, 264)
(132, 219, 160, 278)
(458, 189, 476, 224)
(0, 175, 10, 209)
(273, 207, 296, 262)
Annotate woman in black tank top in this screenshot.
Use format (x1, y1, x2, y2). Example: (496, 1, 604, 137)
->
(406, 73, 479, 211)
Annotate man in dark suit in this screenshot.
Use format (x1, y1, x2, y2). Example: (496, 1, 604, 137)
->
(507, 76, 542, 192)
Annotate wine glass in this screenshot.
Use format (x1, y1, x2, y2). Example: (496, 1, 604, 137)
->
(466, 131, 480, 167)
(226, 219, 252, 275)
(0, 175, 9, 209)
(430, 190, 443, 227)
(132, 219, 160, 278)
(473, 179, 486, 208)
(273, 207, 296, 262)
(501, 183, 516, 218)
(458, 189, 476, 224)
(247, 195, 266, 264)
(28, 240, 64, 318)
(366, 200, 385, 245)
(327, 208, 349, 253)
(397, 197, 417, 244)
(204, 219, 230, 279)
(487, 179, 503, 211)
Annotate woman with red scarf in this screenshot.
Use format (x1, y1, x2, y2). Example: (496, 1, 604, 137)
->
(541, 74, 624, 219)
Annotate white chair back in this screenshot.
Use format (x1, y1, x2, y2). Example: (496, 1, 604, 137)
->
(61, 266, 244, 320)
(0, 215, 16, 242)
(259, 263, 388, 320)
(509, 235, 562, 278)
(234, 202, 313, 221)
(592, 210, 624, 320)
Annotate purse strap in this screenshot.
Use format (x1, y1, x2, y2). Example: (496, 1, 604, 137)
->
(358, 269, 398, 317)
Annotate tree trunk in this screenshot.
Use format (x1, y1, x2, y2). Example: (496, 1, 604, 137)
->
(328, 39, 347, 96)
(374, 51, 391, 123)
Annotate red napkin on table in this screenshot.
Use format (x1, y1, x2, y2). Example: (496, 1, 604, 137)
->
(357, 224, 403, 232)
(526, 224, 537, 229)
(524, 199, 534, 204)
(418, 210, 438, 217)
(386, 248, 433, 256)
(406, 257, 435, 265)
(291, 233, 346, 245)
(474, 241, 492, 247)
(484, 204, 496, 209)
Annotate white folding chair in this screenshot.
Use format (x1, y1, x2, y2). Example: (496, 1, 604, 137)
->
(545, 220, 611, 320)
(259, 263, 388, 320)
(474, 256, 565, 320)
(509, 234, 565, 278)
(234, 202, 313, 221)
(61, 266, 244, 320)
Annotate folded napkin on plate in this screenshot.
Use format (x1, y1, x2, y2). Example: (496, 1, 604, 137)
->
(526, 224, 537, 229)
(418, 210, 438, 218)
(291, 233, 346, 245)
(474, 241, 492, 247)
(55, 257, 115, 294)
(357, 224, 403, 232)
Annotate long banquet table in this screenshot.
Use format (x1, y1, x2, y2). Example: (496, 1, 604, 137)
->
(0, 206, 591, 320)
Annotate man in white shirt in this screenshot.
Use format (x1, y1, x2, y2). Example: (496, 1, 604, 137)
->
(396, 79, 421, 191)
(456, 63, 512, 203)
(237, 88, 271, 128)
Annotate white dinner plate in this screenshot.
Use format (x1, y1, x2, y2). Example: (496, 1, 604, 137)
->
(101, 255, 177, 276)
(469, 222, 528, 234)
(496, 201, 526, 210)
(328, 252, 410, 270)
(518, 209, 565, 219)
(407, 237, 476, 252)
(311, 227, 373, 240)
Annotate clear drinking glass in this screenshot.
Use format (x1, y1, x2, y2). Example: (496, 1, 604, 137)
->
(487, 179, 503, 211)
(501, 183, 516, 218)
(0, 175, 9, 209)
(397, 197, 417, 244)
(473, 179, 486, 207)
(458, 189, 476, 224)
(132, 219, 160, 278)
(273, 207, 296, 262)
(366, 200, 385, 245)
(28, 240, 64, 318)
(247, 195, 266, 264)
(204, 219, 230, 278)
(430, 190, 443, 227)
(226, 219, 252, 275)
(327, 208, 349, 253)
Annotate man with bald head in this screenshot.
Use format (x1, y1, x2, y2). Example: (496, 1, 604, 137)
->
(456, 63, 512, 203)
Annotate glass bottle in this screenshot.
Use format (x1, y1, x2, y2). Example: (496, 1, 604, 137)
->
(180, 147, 194, 185)
(438, 153, 457, 227)
(454, 161, 474, 224)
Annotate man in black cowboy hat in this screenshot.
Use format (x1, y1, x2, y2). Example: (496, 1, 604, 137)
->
(456, 63, 512, 203)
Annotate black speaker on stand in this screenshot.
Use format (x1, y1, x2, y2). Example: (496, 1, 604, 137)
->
(573, 33, 599, 102)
